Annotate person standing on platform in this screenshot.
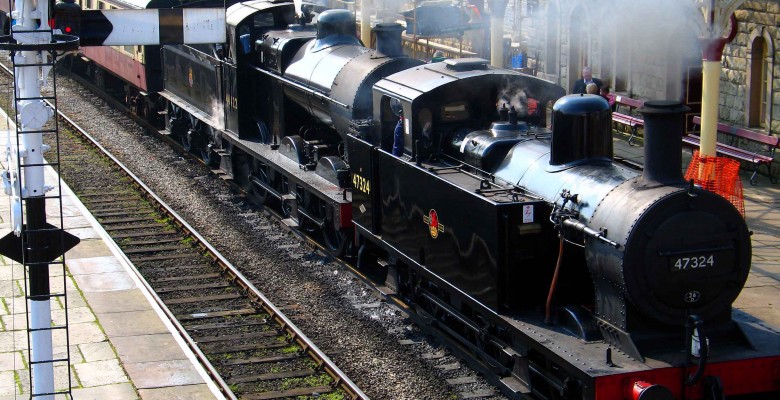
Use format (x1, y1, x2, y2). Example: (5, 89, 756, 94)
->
(600, 85, 616, 110)
(572, 66, 603, 94)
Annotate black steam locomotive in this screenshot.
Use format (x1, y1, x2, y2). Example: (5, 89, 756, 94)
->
(106, 1, 780, 398)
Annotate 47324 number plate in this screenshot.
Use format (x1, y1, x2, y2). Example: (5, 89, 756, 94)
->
(671, 255, 715, 272)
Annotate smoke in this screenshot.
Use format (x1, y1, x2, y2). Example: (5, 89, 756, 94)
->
(518, 0, 709, 99)
(210, 100, 225, 131)
(497, 77, 529, 115)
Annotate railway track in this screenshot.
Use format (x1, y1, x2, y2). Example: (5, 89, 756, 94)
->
(0, 61, 367, 400)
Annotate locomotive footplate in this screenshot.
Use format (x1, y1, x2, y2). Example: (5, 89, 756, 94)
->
(160, 90, 221, 130)
(221, 130, 352, 237)
(494, 308, 780, 399)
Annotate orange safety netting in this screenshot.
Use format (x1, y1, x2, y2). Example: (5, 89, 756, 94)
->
(684, 150, 745, 217)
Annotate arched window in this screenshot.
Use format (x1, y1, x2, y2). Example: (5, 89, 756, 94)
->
(545, 2, 559, 80)
(747, 29, 774, 129)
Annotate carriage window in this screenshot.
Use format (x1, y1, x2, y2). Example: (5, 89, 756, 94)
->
(441, 102, 469, 121)
(253, 13, 274, 28)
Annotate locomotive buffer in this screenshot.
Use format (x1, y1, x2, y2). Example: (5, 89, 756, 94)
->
(0, 1, 224, 398)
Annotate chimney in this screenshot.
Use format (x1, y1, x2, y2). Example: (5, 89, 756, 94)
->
(637, 100, 690, 186)
(373, 23, 404, 57)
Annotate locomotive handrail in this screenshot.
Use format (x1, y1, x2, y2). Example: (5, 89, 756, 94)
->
(561, 218, 620, 248)
(250, 64, 350, 109)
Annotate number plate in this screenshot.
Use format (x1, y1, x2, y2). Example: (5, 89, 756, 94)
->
(670, 255, 715, 272)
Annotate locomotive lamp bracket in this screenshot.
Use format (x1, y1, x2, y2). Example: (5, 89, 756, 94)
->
(687, 179, 699, 197)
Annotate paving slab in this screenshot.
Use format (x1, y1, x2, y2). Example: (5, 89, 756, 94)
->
(0, 370, 18, 396)
(123, 359, 205, 389)
(0, 331, 27, 353)
(98, 310, 171, 337)
(78, 341, 119, 363)
(137, 384, 218, 400)
(71, 382, 138, 400)
(67, 255, 129, 275)
(52, 306, 96, 325)
(110, 334, 189, 364)
(66, 238, 116, 259)
(74, 359, 130, 387)
(66, 321, 107, 345)
(71, 271, 137, 293)
(83, 289, 153, 314)
(67, 227, 101, 241)
(0, 352, 24, 372)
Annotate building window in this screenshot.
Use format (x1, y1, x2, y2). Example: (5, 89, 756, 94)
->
(747, 31, 773, 129)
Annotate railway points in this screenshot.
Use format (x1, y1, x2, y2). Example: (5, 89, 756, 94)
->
(0, 109, 224, 399)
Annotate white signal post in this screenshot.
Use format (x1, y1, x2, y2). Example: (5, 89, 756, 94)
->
(6, 0, 59, 398)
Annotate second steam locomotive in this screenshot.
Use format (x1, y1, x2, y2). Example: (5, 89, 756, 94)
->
(60, 0, 780, 398)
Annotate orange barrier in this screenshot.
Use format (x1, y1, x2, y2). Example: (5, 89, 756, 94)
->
(684, 150, 745, 217)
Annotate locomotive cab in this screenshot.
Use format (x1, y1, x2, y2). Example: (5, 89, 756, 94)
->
(372, 58, 563, 164)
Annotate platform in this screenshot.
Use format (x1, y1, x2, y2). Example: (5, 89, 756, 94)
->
(0, 111, 224, 399)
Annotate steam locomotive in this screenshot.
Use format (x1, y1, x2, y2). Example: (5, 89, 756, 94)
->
(69, 0, 780, 398)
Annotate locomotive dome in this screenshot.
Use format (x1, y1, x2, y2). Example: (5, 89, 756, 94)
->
(550, 94, 613, 166)
(313, 9, 360, 51)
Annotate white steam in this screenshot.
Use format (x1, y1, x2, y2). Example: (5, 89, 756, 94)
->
(497, 79, 529, 115)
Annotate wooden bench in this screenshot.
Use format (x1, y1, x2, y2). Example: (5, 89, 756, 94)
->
(612, 96, 644, 146)
(683, 116, 779, 185)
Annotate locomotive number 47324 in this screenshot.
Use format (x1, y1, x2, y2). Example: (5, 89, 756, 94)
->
(671, 255, 715, 272)
(352, 173, 370, 195)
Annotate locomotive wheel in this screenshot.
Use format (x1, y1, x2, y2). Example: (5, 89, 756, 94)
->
(200, 126, 218, 167)
(200, 144, 214, 167)
(323, 221, 349, 257)
(247, 161, 271, 206)
(182, 129, 194, 152)
(182, 115, 201, 152)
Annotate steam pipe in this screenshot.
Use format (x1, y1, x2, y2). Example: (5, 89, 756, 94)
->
(699, 13, 738, 158)
(487, 0, 509, 67)
(360, 0, 371, 46)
